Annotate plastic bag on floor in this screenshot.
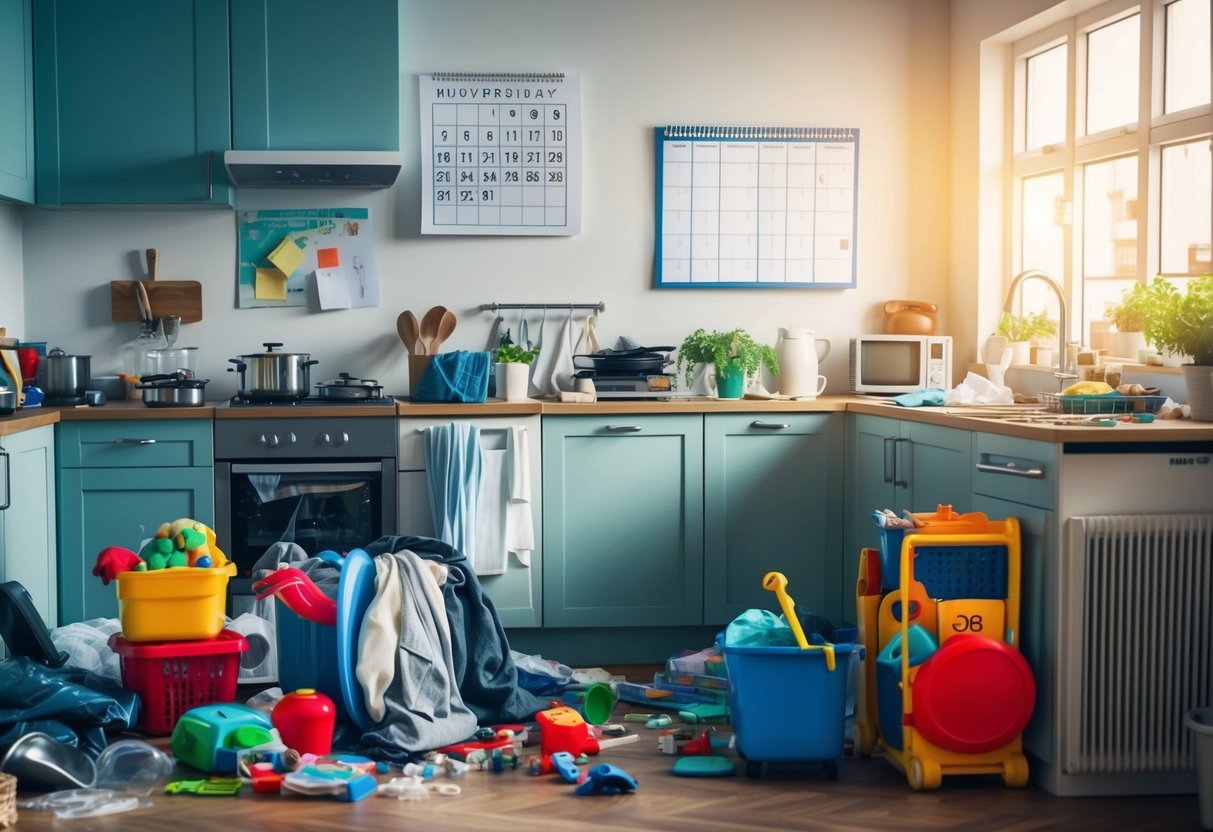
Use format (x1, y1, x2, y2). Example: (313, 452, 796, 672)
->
(50, 618, 123, 685)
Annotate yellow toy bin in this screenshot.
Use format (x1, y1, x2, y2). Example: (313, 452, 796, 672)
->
(115, 565, 236, 642)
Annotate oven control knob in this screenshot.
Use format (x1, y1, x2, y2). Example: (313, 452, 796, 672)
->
(258, 433, 268, 445)
(340, 432, 349, 445)
(288, 432, 297, 444)
(323, 433, 332, 444)
(267, 434, 280, 447)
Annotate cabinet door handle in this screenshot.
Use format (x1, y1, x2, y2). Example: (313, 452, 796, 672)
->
(0, 449, 9, 511)
(606, 425, 643, 432)
(750, 421, 790, 430)
(976, 458, 1045, 479)
(882, 436, 894, 483)
(205, 150, 213, 201)
(113, 438, 157, 445)
(893, 437, 910, 488)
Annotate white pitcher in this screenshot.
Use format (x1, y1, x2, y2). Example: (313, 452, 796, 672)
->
(776, 327, 832, 398)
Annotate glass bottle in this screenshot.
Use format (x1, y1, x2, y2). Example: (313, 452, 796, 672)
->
(122, 321, 160, 386)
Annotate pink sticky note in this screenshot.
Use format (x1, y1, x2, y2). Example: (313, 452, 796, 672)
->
(317, 247, 340, 269)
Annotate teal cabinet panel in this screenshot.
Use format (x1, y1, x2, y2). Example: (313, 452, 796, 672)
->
(230, 0, 399, 151)
(703, 413, 843, 626)
(33, 0, 231, 205)
(845, 414, 972, 614)
(0, 425, 57, 627)
(543, 415, 703, 628)
(396, 415, 542, 628)
(0, 0, 34, 204)
(971, 494, 1054, 766)
(57, 420, 213, 469)
(57, 466, 214, 623)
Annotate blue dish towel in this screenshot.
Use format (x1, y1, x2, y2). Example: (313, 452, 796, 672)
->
(423, 423, 482, 566)
(412, 350, 490, 403)
(892, 388, 947, 407)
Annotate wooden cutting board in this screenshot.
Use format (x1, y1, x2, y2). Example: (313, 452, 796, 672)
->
(110, 248, 203, 323)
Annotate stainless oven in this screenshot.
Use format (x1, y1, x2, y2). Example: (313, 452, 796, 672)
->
(214, 412, 397, 595)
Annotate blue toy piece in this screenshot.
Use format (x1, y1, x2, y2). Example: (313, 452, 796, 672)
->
(573, 763, 638, 795)
(550, 751, 580, 783)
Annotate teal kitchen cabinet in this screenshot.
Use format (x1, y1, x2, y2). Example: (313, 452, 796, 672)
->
(543, 415, 703, 628)
(33, 0, 232, 206)
(397, 415, 542, 628)
(0, 425, 57, 628)
(703, 413, 844, 626)
(0, 0, 34, 204)
(970, 431, 1059, 769)
(846, 414, 973, 601)
(56, 420, 213, 624)
(231, 0, 399, 152)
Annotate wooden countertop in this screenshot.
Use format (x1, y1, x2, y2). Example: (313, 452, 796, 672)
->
(3, 395, 1211, 443)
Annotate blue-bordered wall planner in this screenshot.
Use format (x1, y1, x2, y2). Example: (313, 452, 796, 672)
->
(654, 125, 859, 288)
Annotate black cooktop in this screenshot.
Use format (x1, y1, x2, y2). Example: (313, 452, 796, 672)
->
(228, 395, 396, 407)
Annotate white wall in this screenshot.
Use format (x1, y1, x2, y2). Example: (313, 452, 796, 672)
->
(0, 203, 22, 336)
(19, 0, 952, 399)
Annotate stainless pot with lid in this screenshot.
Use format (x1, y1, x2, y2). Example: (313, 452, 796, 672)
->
(228, 342, 318, 401)
(315, 372, 383, 400)
(42, 347, 91, 399)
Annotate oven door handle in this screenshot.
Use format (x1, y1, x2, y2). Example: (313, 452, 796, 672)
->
(228, 462, 388, 474)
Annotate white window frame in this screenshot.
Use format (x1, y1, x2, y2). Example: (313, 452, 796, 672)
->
(1007, 0, 1212, 348)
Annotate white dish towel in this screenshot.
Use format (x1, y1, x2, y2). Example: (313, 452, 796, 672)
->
(505, 424, 534, 567)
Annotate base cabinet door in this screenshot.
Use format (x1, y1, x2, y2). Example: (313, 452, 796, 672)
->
(397, 415, 542, 628)
(703, 413, 843, 626)
(543, 415, 703, 628)
(0, 425, 57, 627)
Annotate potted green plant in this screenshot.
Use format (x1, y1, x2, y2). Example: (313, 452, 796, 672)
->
(997, 311, 1057, 365)
(1142, 274, 1213, 420)
(1104, 281, 1155, 361)
(675, 328, 779, 399)
(493, 339, 539, 402)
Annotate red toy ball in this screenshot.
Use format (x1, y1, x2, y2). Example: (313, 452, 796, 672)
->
(911, 634, 1035, 754)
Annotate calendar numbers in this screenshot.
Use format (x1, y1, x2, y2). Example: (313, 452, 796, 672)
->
(430, 100, 568, 227)
(422, 74, 580, 235)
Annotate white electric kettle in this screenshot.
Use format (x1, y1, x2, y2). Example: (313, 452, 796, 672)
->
(775, 327, 831, 398)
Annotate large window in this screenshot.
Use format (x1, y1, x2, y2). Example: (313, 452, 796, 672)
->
(1010, 0, 1211, 356)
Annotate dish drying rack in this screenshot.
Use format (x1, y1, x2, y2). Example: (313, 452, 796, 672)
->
(1038, 392, 1166, 415)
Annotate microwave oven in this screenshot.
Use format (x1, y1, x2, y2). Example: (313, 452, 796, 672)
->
(849, 334, 952, 395)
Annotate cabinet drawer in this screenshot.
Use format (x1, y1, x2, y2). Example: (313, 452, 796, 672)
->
(397, 415, 536, 470)
(57, 420, 213, 469)
(972, 432, 1058, 510)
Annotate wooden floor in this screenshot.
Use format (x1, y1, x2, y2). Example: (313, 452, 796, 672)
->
(10, 679, 1205, 831)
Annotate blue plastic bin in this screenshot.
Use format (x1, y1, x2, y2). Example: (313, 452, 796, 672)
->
(275, 603, 344, 720)
(723, 640, 855, 775)
(875, 624, 937, 750)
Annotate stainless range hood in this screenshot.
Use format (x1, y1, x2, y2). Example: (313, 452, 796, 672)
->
(223, 150, 402, 188)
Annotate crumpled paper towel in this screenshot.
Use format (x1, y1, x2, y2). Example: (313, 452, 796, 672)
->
(946, 371, 1014, 405)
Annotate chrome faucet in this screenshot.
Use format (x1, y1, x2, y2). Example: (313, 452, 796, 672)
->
(1001, 269, 1077, 388)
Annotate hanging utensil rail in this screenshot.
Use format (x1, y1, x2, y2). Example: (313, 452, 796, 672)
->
(479, 302, 606, 313)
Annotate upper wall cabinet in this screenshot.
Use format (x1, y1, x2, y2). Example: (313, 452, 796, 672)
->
(33, 0, 233, 206)
(0, 0, 35, 204)
(230, 0, 399, 151)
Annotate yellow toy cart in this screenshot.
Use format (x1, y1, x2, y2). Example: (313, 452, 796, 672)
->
(855, 508, 1035, 790)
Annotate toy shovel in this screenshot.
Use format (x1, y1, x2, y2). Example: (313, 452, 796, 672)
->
(762, 571, 837, 671)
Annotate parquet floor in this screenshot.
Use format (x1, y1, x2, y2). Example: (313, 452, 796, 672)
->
(10, 673, 1204, 831)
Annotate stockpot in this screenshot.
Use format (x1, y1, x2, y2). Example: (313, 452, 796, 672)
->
(42, 348, 91, 399)
(228, 343, 317, 401)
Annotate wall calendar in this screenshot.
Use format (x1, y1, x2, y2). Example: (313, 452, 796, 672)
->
(655, 125, 860, 288)
(419, 72, 582, 236)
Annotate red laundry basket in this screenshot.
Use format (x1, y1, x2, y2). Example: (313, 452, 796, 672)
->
(109, 630, 248, 735)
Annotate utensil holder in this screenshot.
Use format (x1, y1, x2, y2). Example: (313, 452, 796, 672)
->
(408, 355, 432, 397)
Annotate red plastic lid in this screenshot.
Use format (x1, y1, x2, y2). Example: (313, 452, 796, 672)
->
(910, 634, 1035, 754)
(107, 628, 248, 658)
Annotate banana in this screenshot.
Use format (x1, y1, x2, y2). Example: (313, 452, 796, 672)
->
(1061, 380, 1114, 396)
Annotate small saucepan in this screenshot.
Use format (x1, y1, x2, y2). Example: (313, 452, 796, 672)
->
(315, 372, 383, 401)
(136, 373, 208, 407)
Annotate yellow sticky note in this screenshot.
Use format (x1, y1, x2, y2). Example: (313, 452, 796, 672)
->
(255, 267, 287, 301)
(267, 236, 305, 278)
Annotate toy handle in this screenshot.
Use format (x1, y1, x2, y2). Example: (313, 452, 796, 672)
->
(762, 571, 809, 649)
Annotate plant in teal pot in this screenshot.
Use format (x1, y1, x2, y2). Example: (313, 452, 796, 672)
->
(676, 328, 779, 399)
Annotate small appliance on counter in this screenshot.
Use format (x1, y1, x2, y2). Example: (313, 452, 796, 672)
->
(572, 346, 692, 399)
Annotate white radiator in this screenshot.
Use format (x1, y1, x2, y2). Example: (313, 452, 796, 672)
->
(1062, 513, 1213, 776)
